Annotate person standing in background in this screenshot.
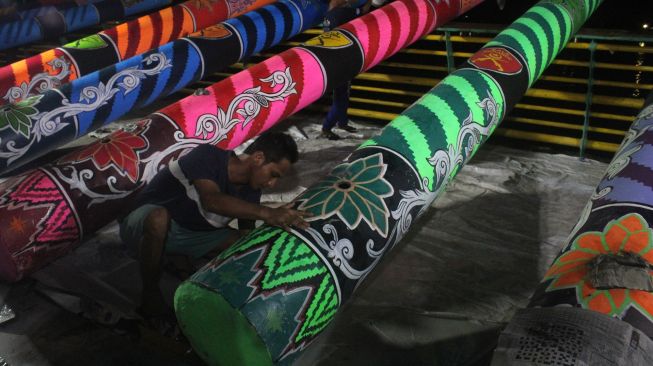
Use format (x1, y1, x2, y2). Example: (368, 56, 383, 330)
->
(319, 0, 373, 140)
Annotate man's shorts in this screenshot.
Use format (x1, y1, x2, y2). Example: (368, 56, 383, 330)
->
(119, 204, 233, 259)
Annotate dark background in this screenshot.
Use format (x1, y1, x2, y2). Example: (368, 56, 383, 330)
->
(462, 0, 648, 32)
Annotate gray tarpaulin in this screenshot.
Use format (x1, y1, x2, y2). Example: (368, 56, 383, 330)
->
(0, 113, 609, 365)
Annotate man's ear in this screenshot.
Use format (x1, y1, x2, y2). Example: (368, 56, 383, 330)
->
(252, 151, 266, 166)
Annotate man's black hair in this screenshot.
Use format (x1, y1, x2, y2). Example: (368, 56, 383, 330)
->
(245, 132, 298, 164)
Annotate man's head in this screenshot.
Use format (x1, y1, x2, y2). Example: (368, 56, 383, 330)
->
(244, 132, 298, 190)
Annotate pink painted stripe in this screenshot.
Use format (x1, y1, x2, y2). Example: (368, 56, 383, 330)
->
(387, 0, 412, 60)
(224, 49, 326, 149)
(368, 10, 393, 69)
(290, 48, 325, 115)
(177, 92, 218, 137)
(408, 0, 431, 45)
(346, 18, 370, 62)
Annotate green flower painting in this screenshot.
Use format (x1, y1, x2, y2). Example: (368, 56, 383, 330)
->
(0, 95, 42, 138)
(298, 153, 394, 237)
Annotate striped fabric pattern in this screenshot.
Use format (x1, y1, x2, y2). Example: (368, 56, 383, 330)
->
(487, 0, 601, 86)
(0, 0, 275, 104)
(0, 0, 171, 51)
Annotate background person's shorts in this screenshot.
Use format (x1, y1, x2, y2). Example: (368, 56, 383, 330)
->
(119, 204, 234, 259)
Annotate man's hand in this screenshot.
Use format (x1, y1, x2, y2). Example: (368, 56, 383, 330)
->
(262, 203, 312, 231)
(328, 0, 349, 10)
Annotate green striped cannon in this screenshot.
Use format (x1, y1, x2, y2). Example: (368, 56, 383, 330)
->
(174, 0, 604, 364)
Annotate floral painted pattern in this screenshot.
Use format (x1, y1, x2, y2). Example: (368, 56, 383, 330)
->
(544, 213, 653, 318)
(298, 153, 393, 237)
(191, 0, 219, 10)
(59, 122, 149, 182)
(228, 0, 256, 15)
(0, 95, 42, 138)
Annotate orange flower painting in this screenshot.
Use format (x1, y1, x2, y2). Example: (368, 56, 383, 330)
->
(544, 213, 653, 318)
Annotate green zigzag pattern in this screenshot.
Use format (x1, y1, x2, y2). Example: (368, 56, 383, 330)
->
(184, 0, 605, 357)
(259, 231, 338, 344)
(261, 232, 328, 288)
(295, 274, 339, 342)
(219, 226, 340, 345)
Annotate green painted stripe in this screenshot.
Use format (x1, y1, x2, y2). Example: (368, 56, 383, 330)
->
(590, 0, 602, 13)
(545, 3, 571, 54)
(510, 23, 542, 86)
(424, 83, 469, 124)
(516, 16, 550, 80)
(528, 8, 558, 65)
(582, 0, 591, 19)
(448, 69, 503, 162)
(560, 0, 583, 33)
(549, 2, 573, 42)
(403, 97, 457, 149)
(454, 68, 505, 124)
(367, 124, 402, 151)
(493, 30, 536, 85)
(403, 99, 459, 185)
(429, 78, 484, 142)
(439, 75, 484, 128)
(369, 121, 415, 165)
(358, 139, 377, 149)
(384, 117, 435, 189)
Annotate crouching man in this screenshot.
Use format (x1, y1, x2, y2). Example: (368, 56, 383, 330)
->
(119, 132, 310, 318)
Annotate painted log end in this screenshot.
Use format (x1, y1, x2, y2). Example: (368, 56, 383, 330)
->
(174, 281, 273, 366)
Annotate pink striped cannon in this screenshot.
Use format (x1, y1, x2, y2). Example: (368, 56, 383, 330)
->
(0, 0, 482, 300)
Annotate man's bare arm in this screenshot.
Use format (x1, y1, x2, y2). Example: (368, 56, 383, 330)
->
(194, 179, 311, 230)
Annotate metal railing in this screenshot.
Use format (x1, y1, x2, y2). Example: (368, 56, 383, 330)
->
(277, 24, 653, 157)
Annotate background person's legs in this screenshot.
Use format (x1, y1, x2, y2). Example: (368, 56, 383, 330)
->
(321, 6, 362, 140)
(322, 82, 354, 140)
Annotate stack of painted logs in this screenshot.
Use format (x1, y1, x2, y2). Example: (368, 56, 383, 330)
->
(0, 0, 276, 106)
(0, 0, 172, 50)
(171, 0, 603, 364)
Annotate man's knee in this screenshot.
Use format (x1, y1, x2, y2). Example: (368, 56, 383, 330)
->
(143, 207, 170, 239)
